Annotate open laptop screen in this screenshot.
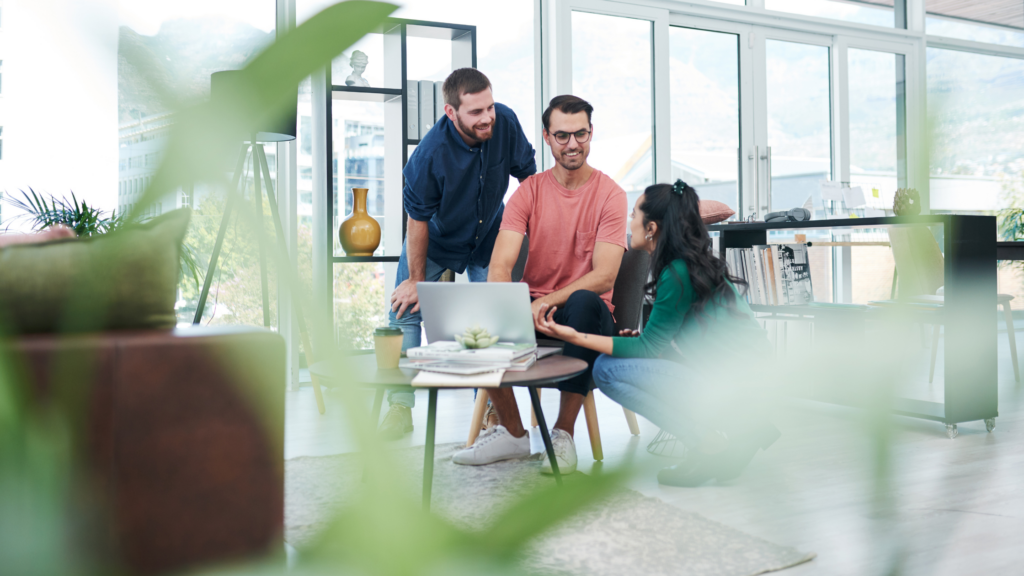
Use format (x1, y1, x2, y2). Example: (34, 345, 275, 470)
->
(417, 283, 536, 345)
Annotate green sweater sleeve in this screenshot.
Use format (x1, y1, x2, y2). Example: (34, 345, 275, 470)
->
(612, 260, 694, 359)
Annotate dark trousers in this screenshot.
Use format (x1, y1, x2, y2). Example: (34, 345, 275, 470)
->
(536, 290, 614, 396)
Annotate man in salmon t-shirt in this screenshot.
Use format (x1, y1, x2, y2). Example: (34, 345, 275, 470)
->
(452, 95, 627, 474)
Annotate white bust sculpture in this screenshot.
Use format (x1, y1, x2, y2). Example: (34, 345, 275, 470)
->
(345, 50, 370, 87)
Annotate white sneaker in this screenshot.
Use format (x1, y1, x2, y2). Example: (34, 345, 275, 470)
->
(452, 425, 530, 466)
(540, 428, 578, 475)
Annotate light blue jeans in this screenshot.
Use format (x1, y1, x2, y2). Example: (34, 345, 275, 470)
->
(387, 242, 488, 408)
(592, 355, 712, 449)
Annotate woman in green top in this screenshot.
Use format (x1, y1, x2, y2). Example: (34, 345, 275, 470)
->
(535, 180, 778, 487)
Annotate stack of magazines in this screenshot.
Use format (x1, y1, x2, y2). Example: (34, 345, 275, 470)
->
(726, 244, 814, 306)
(402, 341, 539, 375)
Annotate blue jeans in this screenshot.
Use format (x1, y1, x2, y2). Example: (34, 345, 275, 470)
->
(387, 242, 488, 408)
(592, 355, 713, 449)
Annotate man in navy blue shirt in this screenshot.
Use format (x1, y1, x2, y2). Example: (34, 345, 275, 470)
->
(379, 68, 536, 440)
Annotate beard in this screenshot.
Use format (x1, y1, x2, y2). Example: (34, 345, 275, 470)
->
(556, 147, 587, 171)
(455, 113, 494, 144)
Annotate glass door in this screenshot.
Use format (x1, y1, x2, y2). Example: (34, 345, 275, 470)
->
(754, 29, 834, 219)
(668, 25, 747, 218)
(666, 18, 834, 221)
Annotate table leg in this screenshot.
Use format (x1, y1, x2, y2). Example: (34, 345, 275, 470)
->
(529, 387, 561, 485)
(422, 388, 438, 511)
(362, 388, 388, 485)
(370, 388, 385, 426)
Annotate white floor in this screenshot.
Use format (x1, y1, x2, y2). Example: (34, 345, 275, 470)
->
(285, 329, 1024, 575)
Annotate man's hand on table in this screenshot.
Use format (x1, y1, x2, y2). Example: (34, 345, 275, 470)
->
(390, 278, 420, 319)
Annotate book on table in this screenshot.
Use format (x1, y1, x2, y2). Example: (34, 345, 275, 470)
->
(404, 341, 539, 386)
(411, 369, 505, 388)
(406, 341, 537, 363)
(400, 353, 537, 373)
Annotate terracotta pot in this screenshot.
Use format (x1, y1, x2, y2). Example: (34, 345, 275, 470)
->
(339, 188, 381, 256)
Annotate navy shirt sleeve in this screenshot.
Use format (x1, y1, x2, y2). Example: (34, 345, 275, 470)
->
(506, 108, 537, 181)
(402, 149, 441, 222)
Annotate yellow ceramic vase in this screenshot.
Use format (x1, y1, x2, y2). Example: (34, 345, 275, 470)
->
(339, 188, 381, 256)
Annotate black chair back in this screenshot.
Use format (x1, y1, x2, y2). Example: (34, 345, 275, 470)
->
(513, 238, 650, 337)
(610, 247, 650, 333)
(511, 235, 530, 283)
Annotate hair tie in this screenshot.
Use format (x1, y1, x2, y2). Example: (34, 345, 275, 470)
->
(672, 180, 688, 196)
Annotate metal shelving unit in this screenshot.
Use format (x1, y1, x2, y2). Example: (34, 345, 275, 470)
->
(319, 18, 476, 344)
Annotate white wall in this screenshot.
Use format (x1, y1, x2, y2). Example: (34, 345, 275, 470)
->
(2, 0, 118, 228)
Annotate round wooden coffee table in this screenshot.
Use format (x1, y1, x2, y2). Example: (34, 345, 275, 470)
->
(310, 354, 587, 509)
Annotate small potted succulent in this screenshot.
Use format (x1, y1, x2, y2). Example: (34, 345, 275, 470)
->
(454, 325, 499, 349)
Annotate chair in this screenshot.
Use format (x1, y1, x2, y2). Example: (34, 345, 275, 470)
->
(888, 226, 1018, 383)
(466, 238, 649, 461)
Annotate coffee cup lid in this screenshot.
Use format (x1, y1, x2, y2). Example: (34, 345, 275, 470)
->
(375, 327, 403, 336)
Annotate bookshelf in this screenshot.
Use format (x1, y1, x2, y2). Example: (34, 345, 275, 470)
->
(318, 19, 476, 345)
(709, 215, 998, 436)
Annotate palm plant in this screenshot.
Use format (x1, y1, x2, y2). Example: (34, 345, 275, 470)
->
(4, 188, 125, 237)
(3, 188, 201, 288)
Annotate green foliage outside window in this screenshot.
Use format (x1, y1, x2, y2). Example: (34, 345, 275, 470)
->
(182, 193, 384, 349)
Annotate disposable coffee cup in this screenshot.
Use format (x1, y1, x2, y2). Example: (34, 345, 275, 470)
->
(374, 327, 404, 369)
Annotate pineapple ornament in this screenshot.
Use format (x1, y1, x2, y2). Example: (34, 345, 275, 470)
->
(455, 325, 500, 349)
(893, 188, 921, 216)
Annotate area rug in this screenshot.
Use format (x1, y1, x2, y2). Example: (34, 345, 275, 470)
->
(286, 443, 815, 576)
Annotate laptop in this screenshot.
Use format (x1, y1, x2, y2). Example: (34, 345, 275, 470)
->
(417, 282, 536, 345)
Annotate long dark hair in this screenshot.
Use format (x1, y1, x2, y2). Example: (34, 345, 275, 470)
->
(640, 180, 746, 323)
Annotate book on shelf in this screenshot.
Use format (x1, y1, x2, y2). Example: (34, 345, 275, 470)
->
(727, 244, 814, 306)
(406, 79, 419, 139)
(434, 81, 445, 123)
(419, 80, 435, 137)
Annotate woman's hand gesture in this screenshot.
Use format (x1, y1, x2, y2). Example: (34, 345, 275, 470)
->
(534, 304, 579, 341)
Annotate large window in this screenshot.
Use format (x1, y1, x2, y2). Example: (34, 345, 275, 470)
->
(926, 1, 1024, 48)
(119, 1, 276, 326)
(927, 48, 1024, 214)
(669, 27, 741, 215)
(572, 11, 654, 210)
(765, 39, 832, 213)
(848, 48, 907, 207)
(765, 0, 901, 28)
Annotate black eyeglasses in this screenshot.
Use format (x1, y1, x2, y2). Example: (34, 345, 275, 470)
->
(551, 129, 591, 145)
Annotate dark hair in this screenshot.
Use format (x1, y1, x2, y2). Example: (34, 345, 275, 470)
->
(639, 181, 746, 325)
(542, 95, 594, 131)
(443, 68, 492, 110)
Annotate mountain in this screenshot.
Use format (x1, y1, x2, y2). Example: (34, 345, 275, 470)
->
(118, 18, 273, 123)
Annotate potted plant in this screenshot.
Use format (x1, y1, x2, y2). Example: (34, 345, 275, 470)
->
(3, 188, 201, 288)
